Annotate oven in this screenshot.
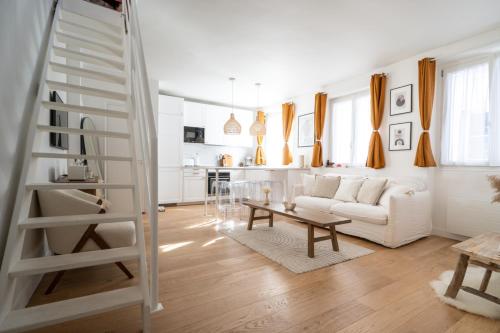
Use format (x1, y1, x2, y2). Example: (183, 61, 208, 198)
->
(207, 172, 230, 195)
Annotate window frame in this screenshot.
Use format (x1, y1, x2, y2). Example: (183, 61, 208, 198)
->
(330, 89, 370, 166)
(440, 55, 494, 167)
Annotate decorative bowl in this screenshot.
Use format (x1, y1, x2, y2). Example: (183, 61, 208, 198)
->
(283, 202, 296, 211)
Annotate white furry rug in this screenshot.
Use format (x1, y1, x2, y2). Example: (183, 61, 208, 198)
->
(220, 222, 374, 273)
(430, 267, 500, 319)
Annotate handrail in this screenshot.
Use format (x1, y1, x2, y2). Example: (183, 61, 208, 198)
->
(122, 0, 161, 312)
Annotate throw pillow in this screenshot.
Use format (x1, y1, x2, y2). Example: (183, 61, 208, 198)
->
(334, 178, 365, 202)
(357, 178, 388, 205)
(378, 184, 413, 208)
(302, 174, 316, 196)
(312, 175, 341, 198)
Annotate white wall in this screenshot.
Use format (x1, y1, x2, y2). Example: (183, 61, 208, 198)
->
(183, 143, 253, 167)
(264, 27, 500, 238)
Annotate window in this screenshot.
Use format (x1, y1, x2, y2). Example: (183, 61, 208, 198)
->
(441, 55, 500, 166)
(331, 91, 371, 165)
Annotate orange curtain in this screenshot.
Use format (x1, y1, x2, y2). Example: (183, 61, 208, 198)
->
(255, 111, 266, 165)
(366, 74, 387, 169)
(282, 103, 295, 165)
(414, 58, 437, 167)
(311, 93, 327, 167)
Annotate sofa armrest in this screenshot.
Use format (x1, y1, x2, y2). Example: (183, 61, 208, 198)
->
(292, 184, 305, 198)
(386, 191, 432, 247)
(37, 190, 104, 216)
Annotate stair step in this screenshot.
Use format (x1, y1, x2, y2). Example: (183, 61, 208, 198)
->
(41, 101, 128, 119)
(9, 247, 139, 278)
(19, 213, 137, 229)
(0, 286, 142, 332)
(26, 183, 134, 190)
(55, 31, 123, 58)
(49, 62, 126, 85)
(33, 152, 132, 161)
(46, 80, 127, 101)
(37, 125, 129, 139)
(52, 46, 124, 70)
(58, 19, 122, 46)
(60, 9, 122, 35)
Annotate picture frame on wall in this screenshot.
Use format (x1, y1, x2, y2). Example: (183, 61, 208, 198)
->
(298, 112, 314, 147)
(390, 84, 412, 116)
(389, 122, 412, 151)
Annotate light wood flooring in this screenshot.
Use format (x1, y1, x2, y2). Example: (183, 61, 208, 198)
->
(27, 205, 500, 332)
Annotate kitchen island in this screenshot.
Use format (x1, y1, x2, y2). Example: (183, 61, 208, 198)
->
(183, 165, 310, 215)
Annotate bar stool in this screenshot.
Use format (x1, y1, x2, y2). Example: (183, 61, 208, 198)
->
(229, 180, 251, 219)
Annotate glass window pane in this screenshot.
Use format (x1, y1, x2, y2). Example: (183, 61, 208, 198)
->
(331, 99, 353, 164)
(353, 93, 371, 166)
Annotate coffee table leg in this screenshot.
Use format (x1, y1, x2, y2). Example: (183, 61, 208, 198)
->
(480, 269, 492, 292)
(329, 226, 339, 252)
(247, 207, 256, 230)
(308, 224, 314, 258)
(269, 212, 273, 227)
(445, 254, 469, 298)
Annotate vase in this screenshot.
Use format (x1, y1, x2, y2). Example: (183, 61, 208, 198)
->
(263, 192, 270, 205)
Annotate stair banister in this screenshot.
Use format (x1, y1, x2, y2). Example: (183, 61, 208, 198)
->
(122, 0, 161, 312)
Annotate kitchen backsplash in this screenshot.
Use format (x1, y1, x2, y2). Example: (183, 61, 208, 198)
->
(183, 143, 254, 166)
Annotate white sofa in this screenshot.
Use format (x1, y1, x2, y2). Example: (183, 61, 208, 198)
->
(293, 173, 432, 248)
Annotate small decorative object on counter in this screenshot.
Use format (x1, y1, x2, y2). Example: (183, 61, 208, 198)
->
(262, 186, 272, 205)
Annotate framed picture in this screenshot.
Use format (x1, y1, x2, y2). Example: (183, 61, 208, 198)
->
(389, 122, 412, 151)
(390, 84, 412, 116)
(298, 113, 314, 147)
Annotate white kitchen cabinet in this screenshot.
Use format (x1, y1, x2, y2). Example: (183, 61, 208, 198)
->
(158, 95, 184, 203)
(159, 167, 183, 204)
(182, 169, 206, 202)
(184, 101, 207, 128)
(204, 104, 254, 147)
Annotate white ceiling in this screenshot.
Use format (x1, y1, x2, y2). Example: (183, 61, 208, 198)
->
(139, 0, 500, 108)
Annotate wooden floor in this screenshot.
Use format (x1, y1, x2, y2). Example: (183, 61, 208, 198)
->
(28, 205, 500, 333)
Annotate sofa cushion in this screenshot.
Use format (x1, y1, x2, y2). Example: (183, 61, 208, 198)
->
(302, 174, 316, 196)
(334, 178, 364, 202)
(330, 202, 388, 225)
(294, 195, 341, 213)
(312, 175, 340, 198)
(378, 184, 413, 208)
(357, 177, 388, 205)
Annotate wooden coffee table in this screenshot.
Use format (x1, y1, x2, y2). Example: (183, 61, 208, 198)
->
(445, 233, 500, 305)
(243, 200, 351, 258)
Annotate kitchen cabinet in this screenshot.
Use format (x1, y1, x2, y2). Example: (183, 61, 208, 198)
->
(184, 101, 207, 128)
(182, 169, 206, 202)
(159, 167, 182, 204)
(158, 95, 184, 203)
(204, 104, 254, 147)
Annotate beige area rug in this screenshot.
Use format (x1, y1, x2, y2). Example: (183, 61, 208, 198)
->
(430, 267, 500, 319)
(219, 222, 374, 273)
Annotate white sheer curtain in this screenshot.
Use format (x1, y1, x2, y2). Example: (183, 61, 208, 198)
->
(441, 56, 500, 166)
(331, 91, 370, 165)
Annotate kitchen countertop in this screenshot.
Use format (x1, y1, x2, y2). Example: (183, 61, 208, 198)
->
(182, 165, 310, 171)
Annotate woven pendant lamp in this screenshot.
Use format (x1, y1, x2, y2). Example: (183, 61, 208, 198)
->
(249, 83, 266, 136)
(223, 77, 241, 135)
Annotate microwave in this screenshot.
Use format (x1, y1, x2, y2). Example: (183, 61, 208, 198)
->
(184, 126, 205, 143)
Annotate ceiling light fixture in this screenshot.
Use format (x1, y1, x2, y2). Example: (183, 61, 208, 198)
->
(249, 83, 266, 136)
(223, 77, 241, 135)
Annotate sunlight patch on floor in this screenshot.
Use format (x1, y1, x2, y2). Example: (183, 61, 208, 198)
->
(159, 241, 193, 253)
(202, 236, 225, 247)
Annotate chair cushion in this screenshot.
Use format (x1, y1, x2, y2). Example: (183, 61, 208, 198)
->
(311, 175, 340, 198)
(294, 196, 341, 213)
(357, 177, 388, 205)
(330, 202, 388, 225)
(334, 178, 364, 202)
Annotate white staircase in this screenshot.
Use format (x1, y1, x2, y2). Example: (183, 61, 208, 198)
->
(0, 0, 159, 332)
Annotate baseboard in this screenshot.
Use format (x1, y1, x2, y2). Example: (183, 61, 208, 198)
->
(431, 228, 468, 241)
